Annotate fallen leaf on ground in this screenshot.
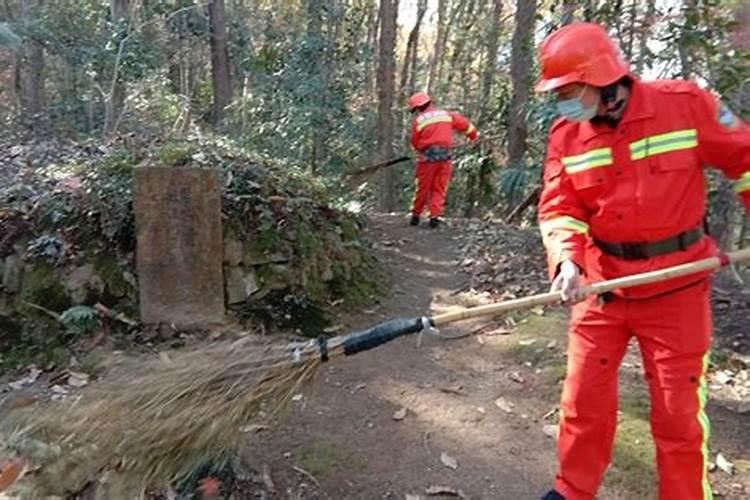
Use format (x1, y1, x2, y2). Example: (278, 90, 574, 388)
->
(542, 408, 558, 420)
(67, 371, 89, 388)
(484, 327, 512, 336)
(717, 453, 735, 475)
(440, 452, 458, 470)
(426, 485, 465, 497)
(239, 424, 268, 433)
(262, 464, 275, 492)
(197, 476, 222, 499)
(393, 407, 408, 421)
(495, 397, 513, 413)
(80, 330, 106, 351)
(8, 367, 42, 390)
(543, 425, 559, 439)
(715, 371, 734, 385)
(439, 385, 464, 395)
(0, 458, 25, 492)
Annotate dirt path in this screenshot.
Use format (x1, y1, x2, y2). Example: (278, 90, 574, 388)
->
(243, 215, 560, 499)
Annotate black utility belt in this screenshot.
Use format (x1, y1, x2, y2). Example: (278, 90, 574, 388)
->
(593, 227, 704, 261)
(422, 146, 451, 162)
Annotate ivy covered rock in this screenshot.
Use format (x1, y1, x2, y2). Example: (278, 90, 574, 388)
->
(0, 137, 381, 369)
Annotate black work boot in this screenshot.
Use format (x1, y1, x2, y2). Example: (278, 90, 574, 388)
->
(409, 215, 420, 226)
(541, 490, 565, 500)
(428, 217, 440, 229)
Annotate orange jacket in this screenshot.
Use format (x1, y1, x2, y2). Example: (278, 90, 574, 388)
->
(410, 106, 478, 154)
(538, 79, 750, 298)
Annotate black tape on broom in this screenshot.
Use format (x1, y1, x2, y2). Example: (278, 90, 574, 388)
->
(342, 317, 425, 356)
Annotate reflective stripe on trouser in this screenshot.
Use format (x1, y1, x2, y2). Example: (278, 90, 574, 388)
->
(411, 161, 452, 218)
(555, 281, 713, 500)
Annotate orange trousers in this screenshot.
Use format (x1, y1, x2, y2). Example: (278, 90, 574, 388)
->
(556, 280, 713, 500)
(411, 161, 452, 219)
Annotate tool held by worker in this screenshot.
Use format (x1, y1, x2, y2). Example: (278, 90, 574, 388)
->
(3, 248, 749, 492)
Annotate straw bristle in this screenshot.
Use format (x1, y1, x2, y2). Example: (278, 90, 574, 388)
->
(3, 337, 324, 493)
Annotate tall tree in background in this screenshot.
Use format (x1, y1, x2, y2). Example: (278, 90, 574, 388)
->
(479, 0, 503, 123)
(306, 0, 327, 171)
(399, 0, 427, 98)
(19, 0, 46, 136)
(364, 0, 379, 100)
(376, 0, 399, 211)
(677, 0, 698, 79)
(209, 0, 231, 128)
(427, 0, 447, 96)
(507, 0, 537, 167)
(560, 0, 577, 25)
(396, 0, 426, 144)
(104, 0, 130, 136)
(634, 0, 656, 75)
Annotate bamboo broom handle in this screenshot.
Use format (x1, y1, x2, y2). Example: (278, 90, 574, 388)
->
(431, 247, 750, 327)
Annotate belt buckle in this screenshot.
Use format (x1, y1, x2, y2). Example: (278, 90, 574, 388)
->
(621, 242, 647, 260)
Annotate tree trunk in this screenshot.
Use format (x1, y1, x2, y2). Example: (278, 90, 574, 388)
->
(442, 0, 470, 91)
(709, 178, 739, 251)
(479, 0, 503, 122)
(560, 0, 577, 25)
(399, 0, 426, 96)
(635, 0, 656, 74)
(583, 0, 595, 21)
(396, 0, 426, 145)
(307, 0, 325, 172)
(406, 1, 426, 95)
(104, 0, 129, 137)
(365, 0, 378, 100)
(427, 0, 447, 96)
(678, 0, 698, 79)
(507, 0, 537, 167)
(376, 0, 399, 212)
(19, 0, 46, 136)
(623, 0, 637, 60)
(209, 0, 232, 128)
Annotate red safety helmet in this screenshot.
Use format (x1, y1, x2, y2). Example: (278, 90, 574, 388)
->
(535, 22, 631, 92)
(408, 92, 432, 111)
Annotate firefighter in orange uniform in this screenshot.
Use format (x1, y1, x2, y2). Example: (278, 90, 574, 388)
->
(408, 92, 478, 228)
(535, 23, 750, 500)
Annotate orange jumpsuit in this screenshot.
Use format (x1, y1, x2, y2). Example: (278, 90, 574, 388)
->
(538, 79, 750, 500)
(410, 106, 477, 219)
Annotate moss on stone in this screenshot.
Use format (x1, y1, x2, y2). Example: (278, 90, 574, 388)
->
(20, 262, 71, 313)
(94, 254, 132, 300)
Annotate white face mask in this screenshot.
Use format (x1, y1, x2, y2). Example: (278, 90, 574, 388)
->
(556, 87, 598, 122)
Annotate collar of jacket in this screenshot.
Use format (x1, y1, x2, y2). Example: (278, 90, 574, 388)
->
(578, 78, 657, 143)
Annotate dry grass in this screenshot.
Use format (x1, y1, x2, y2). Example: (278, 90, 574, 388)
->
(1, 336, 328, 494)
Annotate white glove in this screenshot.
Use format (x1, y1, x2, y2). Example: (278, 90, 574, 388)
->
(550, 260, 586, 304)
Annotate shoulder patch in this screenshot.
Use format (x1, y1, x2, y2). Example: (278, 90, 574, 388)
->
(717, 101, 740, 129)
